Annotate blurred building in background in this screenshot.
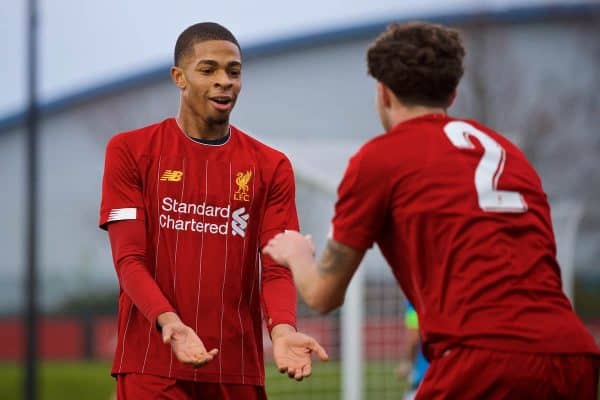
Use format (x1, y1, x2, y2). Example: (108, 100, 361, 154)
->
(0, 2, 599, 399)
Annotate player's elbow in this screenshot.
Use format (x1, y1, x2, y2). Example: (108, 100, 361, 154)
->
(304, 291, 343, 315)
(312, 301, 342, 315)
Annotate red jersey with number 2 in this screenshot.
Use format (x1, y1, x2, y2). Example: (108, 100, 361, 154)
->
(332, 114, 599, 359)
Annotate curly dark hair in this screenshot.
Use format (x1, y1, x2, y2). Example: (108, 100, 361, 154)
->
(367, 22, 465, 108)
(174, 22, 241, 66)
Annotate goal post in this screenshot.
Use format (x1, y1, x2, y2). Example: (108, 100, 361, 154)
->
(550, 200, 584, 306)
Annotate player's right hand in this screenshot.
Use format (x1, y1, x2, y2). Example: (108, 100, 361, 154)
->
(263, 230, 315, 268)
(160, 315, 218, 368)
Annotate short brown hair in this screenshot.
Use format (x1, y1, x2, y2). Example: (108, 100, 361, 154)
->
(367, 22, 465, 108)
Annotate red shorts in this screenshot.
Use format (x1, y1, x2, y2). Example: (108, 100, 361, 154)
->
(116, 373, 268, 400)
(416, 347, 599, 400)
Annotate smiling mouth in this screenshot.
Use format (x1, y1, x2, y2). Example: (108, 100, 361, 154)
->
(209, 96, 233, 105)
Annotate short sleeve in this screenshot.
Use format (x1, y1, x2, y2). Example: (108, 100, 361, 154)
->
(259, 157, 299, 247)
(99, 136, 146, 230)
(331, 146, 389, 250)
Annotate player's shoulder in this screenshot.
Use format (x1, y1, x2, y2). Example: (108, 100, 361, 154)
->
(351, 115, 456, 167)
(460, 117, 525, 154)
(352, 129, 402, 166)
(106, 119, 168, 150)
(459, 117, 501, 138)
(231, 125, 291, 165)
(357, 116, 436, 155)
(351, 125, 392, 155)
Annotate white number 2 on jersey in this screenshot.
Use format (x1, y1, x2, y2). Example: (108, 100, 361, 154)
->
(444, 121, 527, 213)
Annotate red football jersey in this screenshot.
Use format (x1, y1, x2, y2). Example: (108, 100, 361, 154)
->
(99, 118, 298, 385)
(332, 114, 599, 359)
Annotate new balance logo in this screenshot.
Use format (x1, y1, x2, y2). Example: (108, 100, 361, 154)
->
(231, 207, 249, 237)
(160, 170, 183, 182)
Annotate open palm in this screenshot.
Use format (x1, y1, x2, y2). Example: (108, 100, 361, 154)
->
(163, 322, 218, 368)
(273, 331, 328, 381)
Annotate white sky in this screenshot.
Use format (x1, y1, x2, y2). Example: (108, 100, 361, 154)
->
(0, 0, 593, 117)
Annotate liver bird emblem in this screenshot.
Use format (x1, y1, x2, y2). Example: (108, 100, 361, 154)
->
(235, 170, 252, 198)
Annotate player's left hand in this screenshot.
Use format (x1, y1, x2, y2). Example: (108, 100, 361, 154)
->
(271, 324, 328, 381)
(263, 230, 315, 268)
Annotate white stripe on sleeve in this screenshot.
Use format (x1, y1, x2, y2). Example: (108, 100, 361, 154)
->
(107, 208, 137, 222)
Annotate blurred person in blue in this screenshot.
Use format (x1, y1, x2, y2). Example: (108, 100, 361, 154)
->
(395, 301, 428, 400)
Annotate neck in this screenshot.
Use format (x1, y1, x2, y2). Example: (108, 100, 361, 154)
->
(176, 104, 229, 141)
(387, 104, 446, 129)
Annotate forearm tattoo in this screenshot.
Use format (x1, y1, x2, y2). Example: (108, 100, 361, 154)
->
(318, 239, 359, 276)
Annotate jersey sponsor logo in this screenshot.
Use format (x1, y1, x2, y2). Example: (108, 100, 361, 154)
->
(158, 197, 250, 237)
(234, 170, 252, 202)
(231, 207, 249, 237)
(160, 170, 183, 182)
(161, 197, 230, 217)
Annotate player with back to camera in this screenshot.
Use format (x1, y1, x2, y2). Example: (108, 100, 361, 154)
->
(264, 21, 600, 399)
(99, 22, 328, 400)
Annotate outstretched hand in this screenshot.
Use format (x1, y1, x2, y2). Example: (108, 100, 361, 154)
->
(263, 230, 315, 268)
(271, 324, 329, 381)
(159, 312, 218, 368)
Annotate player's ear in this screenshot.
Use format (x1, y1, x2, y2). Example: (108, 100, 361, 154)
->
(170, 66, 186, 89)
(377, 82, 392, 109)
(446, 90, 457, 108)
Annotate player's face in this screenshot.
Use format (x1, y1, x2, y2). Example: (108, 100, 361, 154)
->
(178, 40, 242, 125)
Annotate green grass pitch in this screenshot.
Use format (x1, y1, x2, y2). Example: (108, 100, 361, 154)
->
(0, 360, 407, 400)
